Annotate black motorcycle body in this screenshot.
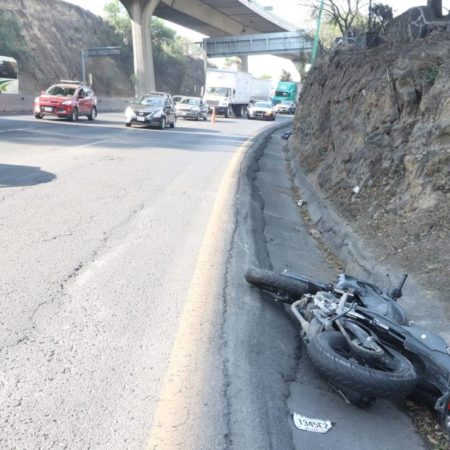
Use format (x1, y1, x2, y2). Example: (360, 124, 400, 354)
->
(245, 268, 450, 436)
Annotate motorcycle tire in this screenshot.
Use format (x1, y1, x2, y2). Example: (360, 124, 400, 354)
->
(245, 268, 310, 302)
(308, 331, 417, 398)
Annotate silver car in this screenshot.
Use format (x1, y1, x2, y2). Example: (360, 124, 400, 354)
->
(247, 101, 276, 121)
(175, 97, 208, 121)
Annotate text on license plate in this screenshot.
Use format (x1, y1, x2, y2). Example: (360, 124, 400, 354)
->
(44, 107, 53, 112)
(137, 117, 146, 122)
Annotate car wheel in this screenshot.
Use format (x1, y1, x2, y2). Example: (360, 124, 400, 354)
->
(70, 108, 79, 122)
(195, 114, 199, 121)
(159, 117, 166, 130)
(34, 114, 43, 119)
(170, 117, 176, 128)
(203, 114, 207, 121)
(125, 122, 131, 127)
(88, 106, 97, 121)
(224, 107, 230, 118)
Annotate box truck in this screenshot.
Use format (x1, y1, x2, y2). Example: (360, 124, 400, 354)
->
(204, 69, 271, 117)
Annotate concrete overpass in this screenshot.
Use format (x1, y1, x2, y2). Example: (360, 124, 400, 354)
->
(120, 0, 296, 95)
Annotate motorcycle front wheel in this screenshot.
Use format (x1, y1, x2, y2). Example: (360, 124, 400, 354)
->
(308, 331, 417, 398)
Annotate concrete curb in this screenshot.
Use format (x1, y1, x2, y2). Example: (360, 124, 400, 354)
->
(0, 95, 130, 115)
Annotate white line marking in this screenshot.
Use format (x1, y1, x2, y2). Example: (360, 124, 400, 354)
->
(0, 128, 32, 134)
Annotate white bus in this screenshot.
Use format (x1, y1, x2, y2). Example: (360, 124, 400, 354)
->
(0, 56, 19, 94)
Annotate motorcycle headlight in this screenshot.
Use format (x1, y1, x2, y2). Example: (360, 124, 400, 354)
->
(61, 100, 73, 106)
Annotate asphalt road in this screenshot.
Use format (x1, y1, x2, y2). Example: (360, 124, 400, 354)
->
(1, 112, 427, 450)
(0, 112, 287, 449)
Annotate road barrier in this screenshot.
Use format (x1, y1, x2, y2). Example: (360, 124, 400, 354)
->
(0, 94, 130, 115)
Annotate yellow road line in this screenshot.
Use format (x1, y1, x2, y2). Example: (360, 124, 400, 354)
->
(146, 130, 261, 449)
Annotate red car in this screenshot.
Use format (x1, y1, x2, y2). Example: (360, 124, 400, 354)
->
(33, 81, 97, 121)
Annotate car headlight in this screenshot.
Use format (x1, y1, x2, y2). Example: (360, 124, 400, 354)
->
(61, 100, 73, 106)
(34, 97, 40, 103)
(125, 106, 135, 119)
(152, 109, 163, 118)
(265, 110, 273, 115)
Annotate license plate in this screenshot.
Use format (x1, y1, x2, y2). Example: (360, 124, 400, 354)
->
(44, 107, 53, 112)
(137, 117, 146, 122)
(293, 413, 333, 433)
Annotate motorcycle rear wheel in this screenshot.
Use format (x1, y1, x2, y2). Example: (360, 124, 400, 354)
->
(245, 268, 310, 302)
(308, 331, 417, 398)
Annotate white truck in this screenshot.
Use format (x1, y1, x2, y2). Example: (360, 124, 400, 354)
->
(203, 69, 271, 118)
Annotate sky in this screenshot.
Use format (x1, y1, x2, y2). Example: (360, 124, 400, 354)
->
(63, 0, 449, 83)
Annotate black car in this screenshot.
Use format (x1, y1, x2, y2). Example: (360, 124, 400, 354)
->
(125, 92, 176, 129)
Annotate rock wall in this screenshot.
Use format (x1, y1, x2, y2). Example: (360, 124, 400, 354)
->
(292, 30, 450, 298)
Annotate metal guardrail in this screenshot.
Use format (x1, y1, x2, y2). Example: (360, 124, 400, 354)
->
(203, 31, 314, 58)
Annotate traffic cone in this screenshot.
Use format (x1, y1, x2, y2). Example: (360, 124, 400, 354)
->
(211, 107, 216, 124)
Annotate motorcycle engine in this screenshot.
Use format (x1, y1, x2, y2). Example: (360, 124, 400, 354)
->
(313, 291, 339, 317)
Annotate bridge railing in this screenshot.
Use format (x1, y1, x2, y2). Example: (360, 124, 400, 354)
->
(203, 31, 314, 58)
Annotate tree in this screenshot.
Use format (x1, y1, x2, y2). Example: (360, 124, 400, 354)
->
(369, 3, 393, 33)
(299, 0, 369, 35)
(0, 11, 29, 64)
(280, 69, 292, 81)
(104, 0, 131, 44)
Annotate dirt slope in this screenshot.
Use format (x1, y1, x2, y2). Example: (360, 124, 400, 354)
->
(292, 30, 450, 301)
(1, 0, 204, 96)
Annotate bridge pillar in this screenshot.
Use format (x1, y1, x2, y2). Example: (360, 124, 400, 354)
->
(240, 55, 249, 72)
(121, 0, 159, 96)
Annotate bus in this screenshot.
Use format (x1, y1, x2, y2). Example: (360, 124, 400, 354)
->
(0, 56, 18, 94)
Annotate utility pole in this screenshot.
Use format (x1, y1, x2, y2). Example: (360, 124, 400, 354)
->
(311, 0, 325, 63)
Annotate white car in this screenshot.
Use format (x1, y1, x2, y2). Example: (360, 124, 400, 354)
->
(247, 101, 276, 121)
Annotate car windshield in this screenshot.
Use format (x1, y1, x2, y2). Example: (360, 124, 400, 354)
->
(46, 85, 76, 97)
(275, 91, 290, 97)
(137, 96, 163, 107)
(180, 98, 200, 106)
(254, 102, 272, 108)
(206, 87, 229, 96)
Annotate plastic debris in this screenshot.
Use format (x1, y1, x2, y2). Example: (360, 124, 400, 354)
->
(352, 186, 360, 194)
(293, 413, 333, 433)
(297, 199, 305, 207)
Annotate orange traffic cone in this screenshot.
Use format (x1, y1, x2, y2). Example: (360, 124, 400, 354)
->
(211, 107, 216, 124)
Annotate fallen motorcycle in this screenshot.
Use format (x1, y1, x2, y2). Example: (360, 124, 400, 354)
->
(245, 268, 450, 436)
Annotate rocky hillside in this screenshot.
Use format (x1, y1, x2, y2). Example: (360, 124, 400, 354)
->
(292, 18, 450, 300)
(0, 0, 204, 96)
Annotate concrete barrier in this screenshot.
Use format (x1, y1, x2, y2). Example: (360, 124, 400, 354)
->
(0, 94, 130, 115)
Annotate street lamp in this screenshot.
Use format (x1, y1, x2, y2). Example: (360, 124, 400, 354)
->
(311, 0, 325, 63)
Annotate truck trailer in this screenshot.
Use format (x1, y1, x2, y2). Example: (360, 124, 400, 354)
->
(203, 69, 271, 117)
